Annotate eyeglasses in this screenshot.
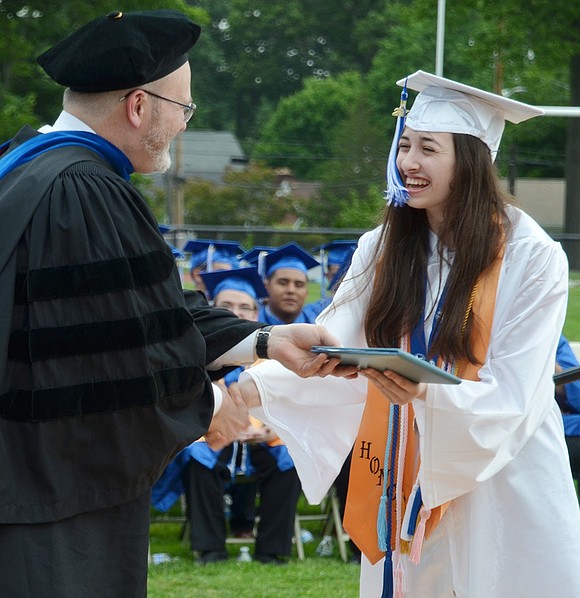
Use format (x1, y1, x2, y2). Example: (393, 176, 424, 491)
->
(119, 89, 196, 123)
(217, 303, 257, 315)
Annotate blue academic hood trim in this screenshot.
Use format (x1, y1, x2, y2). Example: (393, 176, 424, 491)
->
(0, 130, 134, 181)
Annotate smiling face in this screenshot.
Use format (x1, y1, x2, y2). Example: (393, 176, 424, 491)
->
(396, 127, 456, 234)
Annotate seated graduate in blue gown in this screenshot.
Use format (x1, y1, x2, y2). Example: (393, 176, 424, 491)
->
(555, 334, 580, 485)
(305, 240, 359, 320)
(152, 266, 302, 564)
(182, 238, 245, 295)
(245, 242, 319, 325)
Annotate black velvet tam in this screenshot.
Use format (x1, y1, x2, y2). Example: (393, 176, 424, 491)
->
(37, 9, 201, 92)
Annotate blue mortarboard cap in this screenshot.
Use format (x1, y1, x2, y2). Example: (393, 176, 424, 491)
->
(158, 224, 172, 235)
(313, 240, 358, 298)
(200, 267, 268, 301)
(328, 257, 355, 292)
(167, 243, 185, 259)
(188, 249, 209, 270)
(262, 242, 319, 278)
(241, 246, 274, 264)
(183, 239, 245, 271)
(241, 246, 275, 278)
(313, 240, 359, 267)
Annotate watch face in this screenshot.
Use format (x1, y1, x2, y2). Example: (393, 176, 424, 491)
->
(256, 328, 271, 359)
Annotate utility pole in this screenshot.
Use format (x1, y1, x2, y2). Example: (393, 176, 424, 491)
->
(173, 135, 184, 228)
(435, 0, 446, 76)
(164, 135, 185, 231)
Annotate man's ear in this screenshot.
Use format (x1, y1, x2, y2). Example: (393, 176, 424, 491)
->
(123, 90, 147, 128)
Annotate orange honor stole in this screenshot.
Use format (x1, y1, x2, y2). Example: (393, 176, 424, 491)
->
(344, 251, 503, 566)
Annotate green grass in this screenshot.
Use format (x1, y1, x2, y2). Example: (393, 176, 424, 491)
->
(147, 553, 360, 598)
(307, 281, 324, 303)
(148, 498, 360, 598)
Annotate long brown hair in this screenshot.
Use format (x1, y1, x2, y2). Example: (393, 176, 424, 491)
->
(364, 133, 510, 364)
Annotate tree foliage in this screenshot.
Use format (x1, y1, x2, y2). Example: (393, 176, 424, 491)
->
(332, 186, 386, 230)
(0, 0, 208, 138)
(0, 0, 577, 229)
(191, 0, 387, 138)
(182, 163, 292, 226)
(252, 72, 363, 179)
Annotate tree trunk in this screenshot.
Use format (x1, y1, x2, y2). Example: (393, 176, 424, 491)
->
(563, 54, 580, 269)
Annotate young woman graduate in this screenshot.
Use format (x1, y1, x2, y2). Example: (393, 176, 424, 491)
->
(238, 71, 580, 597)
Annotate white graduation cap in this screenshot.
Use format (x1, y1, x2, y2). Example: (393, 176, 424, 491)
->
(399, 70, 544, 158)
(385, 70, 544, 206)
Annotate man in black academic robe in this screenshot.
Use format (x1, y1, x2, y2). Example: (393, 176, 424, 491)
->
(0, 11, 342, 597)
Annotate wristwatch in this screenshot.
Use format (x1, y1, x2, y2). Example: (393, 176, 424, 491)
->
(256, 325, 273, 359)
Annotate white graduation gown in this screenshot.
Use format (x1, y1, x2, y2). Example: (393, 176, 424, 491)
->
(243, 206, 580, 597)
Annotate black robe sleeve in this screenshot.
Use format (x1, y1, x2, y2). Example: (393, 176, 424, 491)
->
(0, 143, 227, 524)
(183, 290, 264, 371)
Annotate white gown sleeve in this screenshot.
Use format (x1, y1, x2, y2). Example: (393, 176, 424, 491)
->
(242, 227, 382, 503)
(418, 209, 569, 508)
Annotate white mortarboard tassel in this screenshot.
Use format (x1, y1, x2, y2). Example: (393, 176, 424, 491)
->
(384, 81, 410, 207)
(206, 243, 216, 272)
(257, 250, 268, 279)
(319, 248, 328, 300)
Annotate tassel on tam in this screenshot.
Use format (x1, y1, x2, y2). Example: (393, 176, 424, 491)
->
(384, 81, 410, 207)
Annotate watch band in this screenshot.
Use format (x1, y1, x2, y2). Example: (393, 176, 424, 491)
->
(256, 325, 273, 359)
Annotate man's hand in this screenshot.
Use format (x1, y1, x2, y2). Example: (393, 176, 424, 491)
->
(236, 423, 277, 444)
(266, 323, 359, 378)
(237, 377, 262, 410)
(205, 383, 250, 450)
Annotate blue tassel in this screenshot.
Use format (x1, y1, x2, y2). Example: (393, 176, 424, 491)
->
(378, 405, 396, 551)
(320, 249, 327, 300)
(384, 82, 410, 207)
(406, 485, 423, 537)
(378, 405, 398, 598)
(377, 494, 389, 551)
(381, 551, 394, 598)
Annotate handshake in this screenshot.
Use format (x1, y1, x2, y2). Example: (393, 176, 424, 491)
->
(204, 323, 358, 449)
